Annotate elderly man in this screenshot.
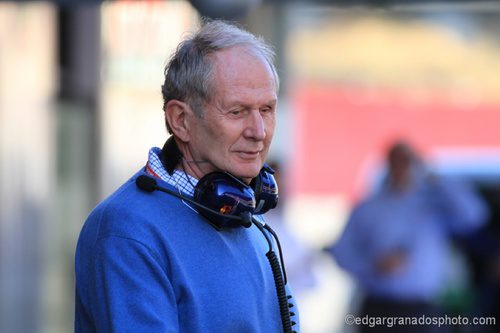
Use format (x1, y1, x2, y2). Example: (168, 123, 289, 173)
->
(75, 21, 298, 333)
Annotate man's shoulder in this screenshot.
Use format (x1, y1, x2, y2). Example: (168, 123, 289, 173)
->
(81, 170, 186, 242)
(90, 171, 150, 217)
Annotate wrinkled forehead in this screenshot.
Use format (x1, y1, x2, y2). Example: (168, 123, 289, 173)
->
(210, 45, 277, 85)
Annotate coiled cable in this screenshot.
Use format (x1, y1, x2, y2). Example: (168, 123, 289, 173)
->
(252, 219, 297, 333)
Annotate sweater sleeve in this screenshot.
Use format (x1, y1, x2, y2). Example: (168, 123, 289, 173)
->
(88, 235, 178, 333)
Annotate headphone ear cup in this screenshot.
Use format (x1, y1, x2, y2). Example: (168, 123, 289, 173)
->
(194, 172, 256, 229)
(250, 167, 279, 215)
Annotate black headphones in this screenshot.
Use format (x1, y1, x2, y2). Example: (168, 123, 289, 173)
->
(193, 163, 279, 229)
(137, 138, 279, 230)
(136, 165, 278, 230)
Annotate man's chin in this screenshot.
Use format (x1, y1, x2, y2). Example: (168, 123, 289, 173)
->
(229, 166, 261, 183)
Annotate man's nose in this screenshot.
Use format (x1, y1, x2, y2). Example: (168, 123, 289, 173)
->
(244, 110, 266, 141)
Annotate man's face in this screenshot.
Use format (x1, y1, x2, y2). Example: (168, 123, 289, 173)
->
(186, 46, 277, 182)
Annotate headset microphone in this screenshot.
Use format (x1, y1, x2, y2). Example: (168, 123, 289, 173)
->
(135, 175, 252, 228)
(135, 175, 159, 193)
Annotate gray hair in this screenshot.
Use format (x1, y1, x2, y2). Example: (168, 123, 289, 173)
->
(161, 20, 279, 133)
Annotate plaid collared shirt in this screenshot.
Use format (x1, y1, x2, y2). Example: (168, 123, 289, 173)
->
(145, 147, 198, 197)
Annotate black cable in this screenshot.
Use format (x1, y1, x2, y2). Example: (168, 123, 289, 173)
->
(252, 219, 293, 333)
(263, 223, 288, 286)
(267, 250, 293, 333)
(263, 223, 298, 332)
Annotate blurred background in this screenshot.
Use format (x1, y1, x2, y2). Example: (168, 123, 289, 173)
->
(1, 0, 499, 332)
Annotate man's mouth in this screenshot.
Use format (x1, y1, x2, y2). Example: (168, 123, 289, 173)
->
(236, 150, 261, 159)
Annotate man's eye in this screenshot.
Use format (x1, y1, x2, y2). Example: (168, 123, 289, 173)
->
(230, 109, 247, 116)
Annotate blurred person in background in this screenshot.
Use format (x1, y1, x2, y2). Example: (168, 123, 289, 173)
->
(326, 140, 489, 333)
(75, 20, 299, 333)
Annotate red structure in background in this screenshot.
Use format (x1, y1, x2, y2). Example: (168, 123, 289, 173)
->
(290, 83, 500, 202)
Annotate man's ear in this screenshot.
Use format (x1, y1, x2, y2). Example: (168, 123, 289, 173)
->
(164, 100, 191, 142)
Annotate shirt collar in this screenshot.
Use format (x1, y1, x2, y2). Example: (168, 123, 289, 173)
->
(145, 147, 198, 197)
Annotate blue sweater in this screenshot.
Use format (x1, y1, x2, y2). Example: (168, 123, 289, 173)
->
(75, 170, 298, 332)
